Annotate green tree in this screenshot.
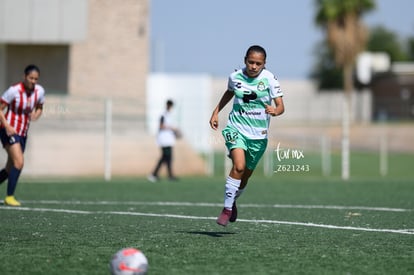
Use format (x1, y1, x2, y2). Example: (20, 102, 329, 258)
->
(315, 0, 374, 94)
(408, 37, 414, 60)
(367, 26, 408, 61)
(314, 0, 375, 180)
(310, 42, 343, 89)
(312, 25, 413, 89)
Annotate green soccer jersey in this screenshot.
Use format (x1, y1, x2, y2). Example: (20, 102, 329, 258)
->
(226, 68, 283, 139)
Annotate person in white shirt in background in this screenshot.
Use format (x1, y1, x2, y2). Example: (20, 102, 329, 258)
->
(148, 99, 180, 182)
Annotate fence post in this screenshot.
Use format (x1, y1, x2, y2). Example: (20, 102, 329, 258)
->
(380, 135, 388, 177)
(206, 149, 214, 177)
(104, 98, 112, 181)
(263, 148, 273, 177)
(321, 136, 331, 176)
(341, 98, 350, 180)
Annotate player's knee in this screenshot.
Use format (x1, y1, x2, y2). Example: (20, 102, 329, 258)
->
(13, 159, 24, 170)
(232, 165, 245, 175)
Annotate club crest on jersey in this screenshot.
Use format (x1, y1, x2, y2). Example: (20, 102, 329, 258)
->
(257, 81, 265, 91)
(235, 82, 242, 89)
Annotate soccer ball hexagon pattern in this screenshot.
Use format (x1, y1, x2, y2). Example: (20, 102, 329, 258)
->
(110, 248, 148, 275)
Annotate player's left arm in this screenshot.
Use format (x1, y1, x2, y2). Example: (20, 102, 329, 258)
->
(265, 96, 284, 117)
(30, 87, 45, 121)
(30, 103, 43, 121)
(264, 73, 284, 117)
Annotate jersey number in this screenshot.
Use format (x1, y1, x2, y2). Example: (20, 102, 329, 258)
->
(225, 132, 238, 142)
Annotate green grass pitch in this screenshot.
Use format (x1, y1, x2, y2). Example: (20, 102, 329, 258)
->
(0, 174, 413, 274)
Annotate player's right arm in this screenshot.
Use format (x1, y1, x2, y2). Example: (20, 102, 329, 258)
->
(0, 101, 15, 136)
(209, 89, 234, 130)
(0, 87, 18, 136)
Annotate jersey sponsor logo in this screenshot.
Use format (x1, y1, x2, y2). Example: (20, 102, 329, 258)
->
(242, 91, 257, 103)
(238, 108, 262, 116)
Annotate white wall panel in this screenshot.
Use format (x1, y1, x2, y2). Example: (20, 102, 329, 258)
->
(147, 74, 212, 153)
(31, 0, 60, 41)
(61, 0, 87, 41)
(1, 0, 32, 41)
(0, 0, 87, 43)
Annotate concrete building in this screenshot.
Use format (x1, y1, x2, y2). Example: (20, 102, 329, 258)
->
(0, 0, 208, 178)
(371, 63, 414, 121)
(0, 0, 149, 98)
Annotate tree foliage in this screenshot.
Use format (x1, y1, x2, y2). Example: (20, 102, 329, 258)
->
(367, 26, 409, 62)
(313, 0, 375, 92)
(310, 42, 343, 89)
(315, 0, 375, 69)
(408, 37, 414, 60)
(312, 25, 414, 89)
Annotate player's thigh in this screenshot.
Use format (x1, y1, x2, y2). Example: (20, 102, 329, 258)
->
(223, 126, 247, 168)
(230, 148, 246, 170)
(5, 143, 24, 168)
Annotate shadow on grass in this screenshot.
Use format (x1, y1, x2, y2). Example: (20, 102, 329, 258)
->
(178, 231, 236, 238)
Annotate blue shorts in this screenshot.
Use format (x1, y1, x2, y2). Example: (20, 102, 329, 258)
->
(0, 128, 27, 152)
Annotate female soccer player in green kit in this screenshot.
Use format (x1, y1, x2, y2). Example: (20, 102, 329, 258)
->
(209, 45, 285, 226)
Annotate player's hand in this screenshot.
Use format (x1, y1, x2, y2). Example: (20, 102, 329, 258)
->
(209, 114, 219, 130)
(264, 104, 276, 116)
(5, 125, 16, 136)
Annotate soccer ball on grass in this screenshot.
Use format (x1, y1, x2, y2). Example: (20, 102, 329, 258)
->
(110, 247, 148, 275)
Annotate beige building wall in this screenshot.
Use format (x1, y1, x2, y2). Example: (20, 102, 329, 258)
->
(69, 0, 149, 99)
(5, 45, 69, 94)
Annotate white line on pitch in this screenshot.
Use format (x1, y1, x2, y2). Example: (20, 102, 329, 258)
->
(21, 200, 412, 212)
(1, 206, 413, 235)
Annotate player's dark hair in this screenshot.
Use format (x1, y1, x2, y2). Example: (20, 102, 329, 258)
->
(24, 64, 40, 76)
(245, 45, 267, 60)
(166, 99, 174, 108)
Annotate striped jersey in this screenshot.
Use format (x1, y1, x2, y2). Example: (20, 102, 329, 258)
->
(1, 82, 45, 137)
(227, 68, 283, 139)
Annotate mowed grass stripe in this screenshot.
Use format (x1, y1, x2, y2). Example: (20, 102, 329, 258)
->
(21, 200, 412, 212)
(1, 205, 413, 235)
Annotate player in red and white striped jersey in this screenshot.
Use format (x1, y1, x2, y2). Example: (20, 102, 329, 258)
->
(0, 64, 45, 206)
